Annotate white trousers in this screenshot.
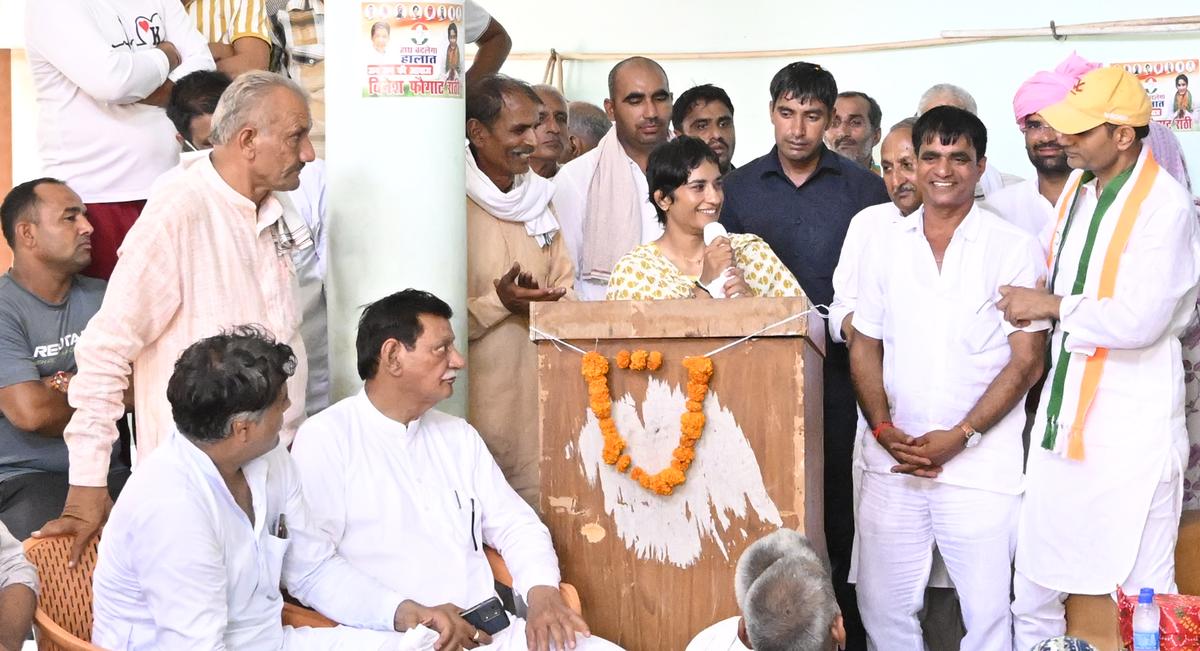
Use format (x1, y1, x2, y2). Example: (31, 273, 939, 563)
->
(1011, 464, 1182, 651)
(856, 472, 1018, 651)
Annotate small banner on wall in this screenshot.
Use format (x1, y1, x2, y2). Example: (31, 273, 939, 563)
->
(1112, 58, 1199, 132)
(361, 2, 464, 98)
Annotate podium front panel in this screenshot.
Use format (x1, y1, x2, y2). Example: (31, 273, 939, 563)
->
(531, 298, 825, 651)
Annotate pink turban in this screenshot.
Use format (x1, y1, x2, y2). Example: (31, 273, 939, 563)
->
(1012, 53, 1102, 126)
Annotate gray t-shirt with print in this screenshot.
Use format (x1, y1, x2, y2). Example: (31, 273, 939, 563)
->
(0, 272, 124, 481)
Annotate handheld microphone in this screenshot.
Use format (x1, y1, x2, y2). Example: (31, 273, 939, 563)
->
(702, 223, 734, 299)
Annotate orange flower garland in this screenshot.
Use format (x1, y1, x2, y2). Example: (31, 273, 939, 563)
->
(581, 350, 713, 495)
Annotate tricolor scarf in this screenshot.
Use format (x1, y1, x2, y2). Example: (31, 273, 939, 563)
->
(1042, 146, 1161, 460)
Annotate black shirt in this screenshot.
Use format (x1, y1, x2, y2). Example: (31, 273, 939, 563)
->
(720, 145, 890, 307)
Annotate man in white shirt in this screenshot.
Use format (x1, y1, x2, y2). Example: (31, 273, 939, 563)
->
(997, 66, 1200, 649)
(686, 530, 844, 651)
(163, 69, 331, 415)
(850, 106, 1048, 650)
(553, 57, 671, 300)
(916, 83, 1023, 200)
(92, 327, 451, 650)
(291, 289, 620, 651)
(982, 57, 1100, 245)
(25, 0, 215, 280)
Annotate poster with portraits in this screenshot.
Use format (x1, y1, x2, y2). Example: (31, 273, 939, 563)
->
(1113, 58, 1200, 132)
(361, 2, 464, 98)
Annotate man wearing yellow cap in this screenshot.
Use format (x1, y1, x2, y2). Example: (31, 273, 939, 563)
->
(997, 66, 1200, 647)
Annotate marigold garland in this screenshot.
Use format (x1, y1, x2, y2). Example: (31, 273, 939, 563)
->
(580, 350, 713, 495)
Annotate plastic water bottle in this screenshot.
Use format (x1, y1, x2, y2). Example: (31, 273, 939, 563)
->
(1133, 587, 1161, 650)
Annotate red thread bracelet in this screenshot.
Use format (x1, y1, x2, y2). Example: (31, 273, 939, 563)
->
(871, 421, 893, 439)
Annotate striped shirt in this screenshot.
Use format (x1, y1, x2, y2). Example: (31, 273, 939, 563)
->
(187, 0, 271, 45)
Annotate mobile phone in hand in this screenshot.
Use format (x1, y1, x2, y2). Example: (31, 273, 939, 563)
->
(460, 596, 510, 636)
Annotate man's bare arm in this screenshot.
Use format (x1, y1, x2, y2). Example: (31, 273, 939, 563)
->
(465, 17, 511, 87)
(0, 381, 72, 437)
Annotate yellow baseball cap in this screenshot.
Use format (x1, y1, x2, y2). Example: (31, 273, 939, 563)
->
(1039, 66, 1151, 135)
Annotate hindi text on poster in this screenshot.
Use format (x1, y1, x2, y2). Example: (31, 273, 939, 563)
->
(361, 2, 464, 98)
(1112, 58, 1199, 132)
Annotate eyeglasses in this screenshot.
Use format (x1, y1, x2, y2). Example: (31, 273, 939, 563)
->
(1020, 121, 1058, 136)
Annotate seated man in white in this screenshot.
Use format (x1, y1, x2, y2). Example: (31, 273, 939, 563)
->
(687, 529, 845, 651)
(291, 289, 621, 651)
(92, 326, 456, 650)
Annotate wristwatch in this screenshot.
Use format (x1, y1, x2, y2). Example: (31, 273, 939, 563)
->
(959, 422, 982, 448)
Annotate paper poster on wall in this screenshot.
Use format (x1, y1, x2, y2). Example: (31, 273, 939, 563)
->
(361, 2, 464, 98)
(1113, 58, 1199, 132)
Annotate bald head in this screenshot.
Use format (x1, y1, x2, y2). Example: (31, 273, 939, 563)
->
(605, 57, 672, 156)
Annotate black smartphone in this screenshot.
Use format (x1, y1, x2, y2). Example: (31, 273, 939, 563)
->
(460, 596, 510, 636)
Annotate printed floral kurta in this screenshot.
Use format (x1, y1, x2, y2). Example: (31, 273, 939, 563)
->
(605, 233, 802, 300)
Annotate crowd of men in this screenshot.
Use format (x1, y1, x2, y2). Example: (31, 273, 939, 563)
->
(1, 1, 1198, 650)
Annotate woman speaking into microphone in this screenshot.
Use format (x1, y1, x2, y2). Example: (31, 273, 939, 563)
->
(605, 136, 802, 301)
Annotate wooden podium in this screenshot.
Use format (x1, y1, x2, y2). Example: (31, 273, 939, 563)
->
(530, 297, 826, 650)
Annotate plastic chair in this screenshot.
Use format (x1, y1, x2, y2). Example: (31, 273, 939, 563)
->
(21, 535, 106, 651)
(281, 545, 582, 628)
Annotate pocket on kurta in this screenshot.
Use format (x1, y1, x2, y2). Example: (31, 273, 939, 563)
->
(261, 533, 290, 601)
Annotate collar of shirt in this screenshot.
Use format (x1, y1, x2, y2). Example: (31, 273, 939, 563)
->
(903, 203, 986, 242)
(757, 144, 845, 187)
(355, 389, 425, 440)
(196, 155, 286, 235)
(171, 430, 271, 537)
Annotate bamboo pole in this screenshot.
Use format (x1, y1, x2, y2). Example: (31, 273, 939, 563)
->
(471, 15, 1200, 64)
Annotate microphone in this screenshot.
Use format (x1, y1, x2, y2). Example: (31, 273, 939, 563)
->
(702, 223, 734, 299)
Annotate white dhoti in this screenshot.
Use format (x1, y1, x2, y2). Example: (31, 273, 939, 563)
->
(856, 472, 1018, 651)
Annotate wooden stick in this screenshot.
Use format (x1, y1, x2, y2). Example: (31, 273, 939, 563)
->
(555, 55, 565, 93)
(472, 15, 1200, 64)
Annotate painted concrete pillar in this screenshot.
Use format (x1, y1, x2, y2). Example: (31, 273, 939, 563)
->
(325, 1, 468, 414)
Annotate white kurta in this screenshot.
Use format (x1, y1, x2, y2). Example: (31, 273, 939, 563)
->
(981, 178, 1058, 249)
(552, 144, 663, 300)
(291, 392, 623, 650)
(828, 201, 904, 345)
(93, 431, 422, 651)
(1016, 145, 1200, 594)
(855, 205, 1049, 494)
(685, 617, 744, 651)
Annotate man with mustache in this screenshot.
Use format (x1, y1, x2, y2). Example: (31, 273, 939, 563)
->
(465, 74, 573, 505)
(529, 84, 569, 179)
(292, 290, 621, 651)
(672, 84, 737, 173)
(0, 179, 131, 541)
(824, 91, 882, 174)
(998, 65, 1200, 649)
(553, 56, 672, 300)
(720, 61, 889, 651)
(36, 71, 312, 566)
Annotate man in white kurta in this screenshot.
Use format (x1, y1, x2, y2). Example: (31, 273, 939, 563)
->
(999, 67, 1200, 649)
(92, 329, 437, 651)
(552, 57, 670, 300)
(850, 106, 1049, 651)
(291, 290, 621, 651)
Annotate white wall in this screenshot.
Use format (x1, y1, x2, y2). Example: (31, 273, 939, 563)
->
(489, 0, 1200, 180)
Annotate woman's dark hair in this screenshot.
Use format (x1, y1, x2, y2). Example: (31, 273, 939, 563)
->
(167, 325, 296, 442)
(645, 136, 721, 225)
(448, 22, 458, 37)
(1177, 73, 1189, 86)
(356, 289, 454, 380)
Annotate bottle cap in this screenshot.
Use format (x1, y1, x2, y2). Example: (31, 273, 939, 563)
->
(1139, 587, 1155, 604)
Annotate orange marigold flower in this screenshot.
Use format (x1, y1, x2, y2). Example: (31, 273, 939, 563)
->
(630, 466, 646, 482)
(647, 351, 663, 370)
(681, 412, 705, 433)
(590, 401, 611, 419)
(660, 467, 686, 487)
(671, 458, 692, 473)
(687, 383, 707, 403)
(616, 454, 632, 472)
(673, 447, 696, 464)
(616, 350, 631, 369)
(682, 356, 713, 379)
(581, 352, 609, 379)
(630, 350, 649, 370)
(685, 399, 704, 413)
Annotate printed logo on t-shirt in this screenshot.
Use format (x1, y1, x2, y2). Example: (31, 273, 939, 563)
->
(111, 13, 165, 49)
(32, 332, 81, 362)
